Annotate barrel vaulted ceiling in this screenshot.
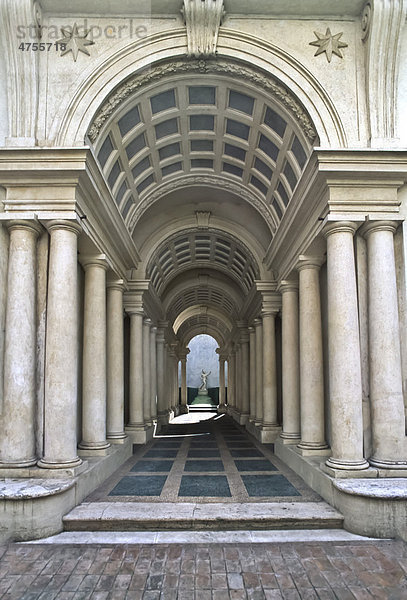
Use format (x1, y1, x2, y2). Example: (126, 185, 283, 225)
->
(89, 62, 316, 245)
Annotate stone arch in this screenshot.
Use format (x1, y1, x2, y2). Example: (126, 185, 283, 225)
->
(52, 27, 346, 148)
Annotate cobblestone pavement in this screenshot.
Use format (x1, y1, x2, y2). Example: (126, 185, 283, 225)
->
(0, 539, 406, 599)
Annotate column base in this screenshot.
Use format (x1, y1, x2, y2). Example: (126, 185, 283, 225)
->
(78, 441, 111, 457)
(297, 441, 330, 457)
(258, 424, 282, 444)
(369, 457, 407, 470)
(107, 433, 128, 445)
(125, 424, 154, 444)
(325, 457, 370, 471)
(179, 405, 189, 414)
(37, 457, 83, 470)
(0, 457, 37, 468)
(217, 404, 227, 414)
(321, 463, 377, 479)
(280, 433, 301, 445)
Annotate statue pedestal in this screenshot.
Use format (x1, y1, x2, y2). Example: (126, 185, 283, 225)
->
(191, 390, 217, 406)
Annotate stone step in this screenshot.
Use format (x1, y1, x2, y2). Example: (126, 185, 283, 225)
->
(63, 501, 344, 532)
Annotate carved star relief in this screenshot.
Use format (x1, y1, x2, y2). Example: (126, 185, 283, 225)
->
(57, 23, 95, 61)
(309, 28, 348, 62)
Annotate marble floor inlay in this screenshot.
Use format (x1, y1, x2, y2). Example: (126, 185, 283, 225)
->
(87, 415, 321, 503)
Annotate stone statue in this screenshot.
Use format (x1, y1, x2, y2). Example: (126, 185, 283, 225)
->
(199, 369, 211, 392)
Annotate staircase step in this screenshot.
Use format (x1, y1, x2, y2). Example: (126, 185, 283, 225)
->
(63, 501, 344, 532)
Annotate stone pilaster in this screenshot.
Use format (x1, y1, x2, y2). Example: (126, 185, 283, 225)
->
(297, 257, 329, 455)
(106, 280, 127, 442)
(78, 256, 110, 453)
(0, 220, 41, 467)
(38, 220, 83, 469)
(364, 220, 407, 468)
(279, 281, 301, 444)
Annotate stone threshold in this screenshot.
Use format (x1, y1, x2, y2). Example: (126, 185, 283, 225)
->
(63, 500, 344, 531)
(24, 528, 382, 545)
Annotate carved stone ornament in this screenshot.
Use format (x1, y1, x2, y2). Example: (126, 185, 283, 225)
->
(309, 28, 348, 62)
(181, 0, 225, 57)
(57, 22, 95, 61)
(361, 2, 372, 41)
(87, 58, 317, 143)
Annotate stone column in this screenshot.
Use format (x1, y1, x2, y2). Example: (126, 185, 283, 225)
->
(106, 281, 126, 442)
(324, 223, 369, 470)
(249, 327, 256, 421)
(235, 345, 242, 414)
(262, 311, 279, 429)
(297, 257, 328, 453)
(280, 281, 301, 443)
(79, 257, 110, 452)
(254, 319, 263, 425)
(143, 318, 152, 425)
(156, 328, 167, 421)
(179, 350, 189, 414)
(239, 329, 250, 420)
(37, 221, 82, 469)
(228, 350, 235, 410)
(150, 325, 157, 421)
(0, 220, 41, 467)
(364, 221, 407, 468)
(218, 353, 227, 413)
(169, 345, 178, 413)
(127, 310, 144, 428)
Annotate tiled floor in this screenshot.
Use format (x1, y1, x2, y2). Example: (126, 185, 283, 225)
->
(87, 415, 320, 503)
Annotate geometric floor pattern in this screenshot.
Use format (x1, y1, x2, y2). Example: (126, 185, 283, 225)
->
(87, 414, 321, 503)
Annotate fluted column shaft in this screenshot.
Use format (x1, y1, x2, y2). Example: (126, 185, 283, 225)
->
(298, 258, 327, 451)
(365, 221, 407, 468)
(249, 327, 256, 421)
(280, 282, 300, 442)
(38, 221, 82, 469)
(79, 258, 109, 451)
(254, 319, 263, 424)
(262, 312, 278, 426)
(127, 311, 144, 427)
(150, 326, 157, 420)
(325, 223, 369, 470)
(143, 318, 152, 425)
(0, 221, 41, 467)
(106, 281, 126, 441)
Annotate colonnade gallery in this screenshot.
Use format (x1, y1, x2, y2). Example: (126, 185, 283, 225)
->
(0, 0, 407, 542)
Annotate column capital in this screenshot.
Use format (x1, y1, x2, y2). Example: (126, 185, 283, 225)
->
(248, 326, 255, 334)
(46, 219, 82, 236)
(80, 254, 109, 271)
(107, 279, 126, 292)
(126, 305, 144, 316)
(143, 317, 153, 326)
(156, 329, 166, 343)
(278, 279, 299, 293)
(361, 219, 400, 238)
(296, 255, 325, 272)
(323, 220, 359, 239)
(253, 318, 262, 328)
(7, 219, 43, 237)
